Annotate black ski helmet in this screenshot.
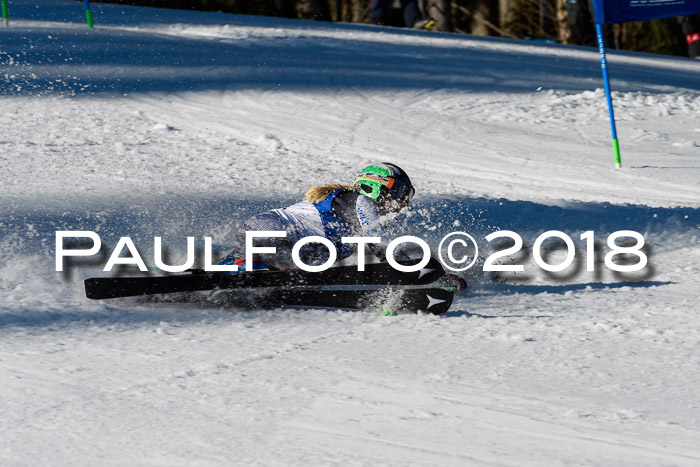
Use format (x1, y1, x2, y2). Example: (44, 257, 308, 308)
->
(352, 163, 415, 202)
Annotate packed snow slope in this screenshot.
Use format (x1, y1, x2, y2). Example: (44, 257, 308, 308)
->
(2, 1, 700, 465)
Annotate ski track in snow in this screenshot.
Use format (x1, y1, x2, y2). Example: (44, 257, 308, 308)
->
(2, 0, 700, 465)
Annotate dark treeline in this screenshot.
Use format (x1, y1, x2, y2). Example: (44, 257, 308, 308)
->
(95, 0, 692, 57)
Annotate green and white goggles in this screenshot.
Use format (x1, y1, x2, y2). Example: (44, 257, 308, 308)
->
(354, 173, 415, 202)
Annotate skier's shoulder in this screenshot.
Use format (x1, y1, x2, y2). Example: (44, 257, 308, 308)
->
(354, 194, 381, 228)
(328, 189, 361, 224)
(331, 188, 359, 206)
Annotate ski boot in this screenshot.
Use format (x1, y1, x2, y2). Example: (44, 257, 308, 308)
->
(218, 252, 271, 273)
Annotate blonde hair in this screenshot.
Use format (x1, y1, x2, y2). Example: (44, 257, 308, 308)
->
(303, 184, 353, 203)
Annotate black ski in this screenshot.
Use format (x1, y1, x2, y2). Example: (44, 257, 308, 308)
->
(259, 287, 456, 315)
(84, 258, 445, 300)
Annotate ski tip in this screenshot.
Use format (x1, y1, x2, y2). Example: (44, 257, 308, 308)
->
(442, 274, 468, 292)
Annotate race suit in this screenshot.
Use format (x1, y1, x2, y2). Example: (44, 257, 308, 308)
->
(227, 190, 410, 269)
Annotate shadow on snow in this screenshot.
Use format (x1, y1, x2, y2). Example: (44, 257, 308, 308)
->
(2, 3, 699, 96)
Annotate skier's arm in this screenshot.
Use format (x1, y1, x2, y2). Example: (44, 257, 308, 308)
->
(355, 195, 412, 262)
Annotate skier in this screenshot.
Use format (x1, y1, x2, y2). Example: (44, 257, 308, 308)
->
(85, 163, 463, 310)
(219, 162, 416, 271)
